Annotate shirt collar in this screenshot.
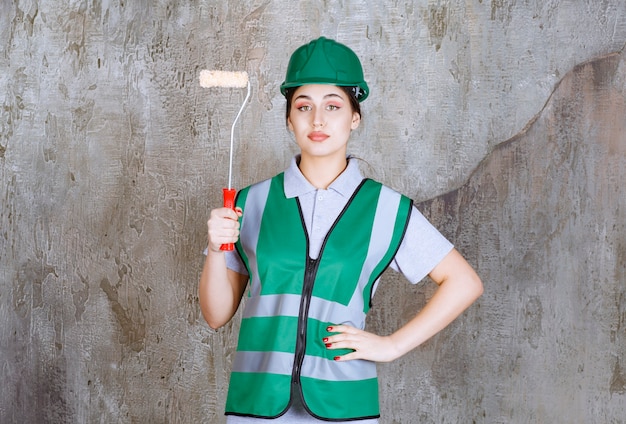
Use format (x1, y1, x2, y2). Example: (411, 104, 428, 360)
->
(284, 155, 364, 199)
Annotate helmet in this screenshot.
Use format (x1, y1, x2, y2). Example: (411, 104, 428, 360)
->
(280, 37, 369, 102)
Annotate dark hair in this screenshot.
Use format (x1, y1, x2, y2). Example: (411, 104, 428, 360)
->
(284, 86, 362, 125)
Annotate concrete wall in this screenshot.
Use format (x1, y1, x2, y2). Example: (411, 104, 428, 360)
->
(1, 1, 625, 422)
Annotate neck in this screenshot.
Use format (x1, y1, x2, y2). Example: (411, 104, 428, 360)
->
(298, 155, 348, 189)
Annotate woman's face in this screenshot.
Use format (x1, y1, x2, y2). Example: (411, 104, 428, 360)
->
(287, 84, 361, 162)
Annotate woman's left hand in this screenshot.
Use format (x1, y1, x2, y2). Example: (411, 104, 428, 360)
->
(323, 249, 483, 364)
(323, 325, 400, 363)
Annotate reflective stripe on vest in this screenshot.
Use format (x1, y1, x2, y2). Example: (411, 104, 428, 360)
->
(225, 173, 412, 421)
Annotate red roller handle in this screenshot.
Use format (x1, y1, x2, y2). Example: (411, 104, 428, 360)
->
(220, 188, 237, 251)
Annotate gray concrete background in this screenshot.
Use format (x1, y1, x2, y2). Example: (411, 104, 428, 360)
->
(1, 1, 625, 422)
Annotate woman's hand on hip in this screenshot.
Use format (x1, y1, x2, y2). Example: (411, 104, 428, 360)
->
(323, 325, 401, 363)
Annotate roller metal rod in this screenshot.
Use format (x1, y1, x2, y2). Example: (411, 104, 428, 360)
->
(227, 80, 251, 190)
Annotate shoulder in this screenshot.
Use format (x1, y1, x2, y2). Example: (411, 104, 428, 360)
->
(362, 178, 403, 194)
(236, 173, 285, 206)
(362, 178, 413, 206)
(240, 173, 284, 192)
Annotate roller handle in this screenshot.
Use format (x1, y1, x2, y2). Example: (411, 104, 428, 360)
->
(220, 188, 237, 251)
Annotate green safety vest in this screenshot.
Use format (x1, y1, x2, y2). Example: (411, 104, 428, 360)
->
(225, 173, 412, 421)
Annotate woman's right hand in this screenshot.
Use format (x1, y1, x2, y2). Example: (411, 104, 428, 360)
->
(200, 206, 248, 329)
(206, 206, 243, 252)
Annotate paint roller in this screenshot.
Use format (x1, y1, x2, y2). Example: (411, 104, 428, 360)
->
(199, 70, 251, 251)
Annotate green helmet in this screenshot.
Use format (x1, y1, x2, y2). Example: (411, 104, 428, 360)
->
(280, 37, 369, 102)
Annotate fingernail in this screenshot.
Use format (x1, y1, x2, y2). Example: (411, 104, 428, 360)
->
(325, 343, 332, 348)
(322, 338, 328, 343)
(334, 356, 341, 361)
(327, 326, 333, 332)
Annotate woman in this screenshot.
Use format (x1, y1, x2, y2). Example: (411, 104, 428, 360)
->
(199, 37, 483, 423)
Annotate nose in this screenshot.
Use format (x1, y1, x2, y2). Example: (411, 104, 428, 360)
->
(313, 109, 325, 129)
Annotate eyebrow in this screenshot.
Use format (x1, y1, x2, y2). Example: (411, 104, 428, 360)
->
(294, 93, 345, 101)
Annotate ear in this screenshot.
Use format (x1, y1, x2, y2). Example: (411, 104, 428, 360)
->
(351, 112, 361, 130)
(287, 116, 294, 132)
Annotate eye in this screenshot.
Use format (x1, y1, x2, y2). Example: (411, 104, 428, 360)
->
(296, 104, 312, 112)
(326, 104, 341, 111)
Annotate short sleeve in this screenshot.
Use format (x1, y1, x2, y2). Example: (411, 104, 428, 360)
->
(389, 206, 454, 284)
(202, 247, 249, 275)
(225, 250, 248, 275)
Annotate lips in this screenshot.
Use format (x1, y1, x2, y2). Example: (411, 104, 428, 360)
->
(308, 131, 329, 142)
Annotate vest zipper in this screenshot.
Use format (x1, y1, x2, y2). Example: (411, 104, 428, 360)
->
(291, 255, 320, 400)
(289, 183, 366, 409)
